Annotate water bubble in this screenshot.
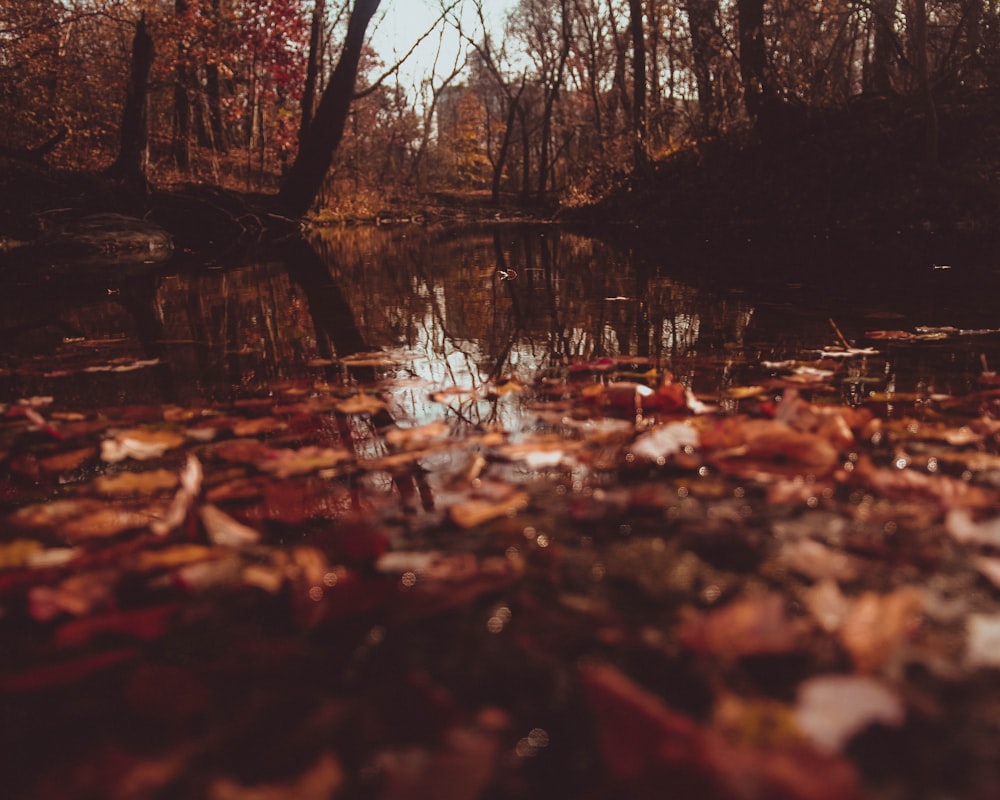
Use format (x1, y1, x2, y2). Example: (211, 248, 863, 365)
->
(401, 571, 417, 588)
(308, 585, 324, 602)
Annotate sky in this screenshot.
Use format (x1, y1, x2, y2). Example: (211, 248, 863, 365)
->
(368, 0, 515, 89)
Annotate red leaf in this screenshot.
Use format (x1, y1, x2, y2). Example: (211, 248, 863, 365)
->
(581, 663, 861, 800)
(0, 648, 138, 692)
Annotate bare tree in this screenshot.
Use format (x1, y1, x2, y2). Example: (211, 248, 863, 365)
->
(278, 0, 382, 218)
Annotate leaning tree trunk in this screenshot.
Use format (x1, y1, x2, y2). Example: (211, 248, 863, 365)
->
(106, 14, 154, 194)
(278, 0, 381, 219)
(299, 0, 326, 146)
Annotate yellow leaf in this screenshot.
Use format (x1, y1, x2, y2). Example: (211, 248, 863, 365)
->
(450, 491, 530, 529)
(335, 392, 386, 416)
(0, 539, 44, 569)
(101, 428, 186, 463)
(94, 469, 179, 496)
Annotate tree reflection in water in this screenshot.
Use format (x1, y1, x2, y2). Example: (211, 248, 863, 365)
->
(0, 224, 756, 419)
(307, 223, 754, 425)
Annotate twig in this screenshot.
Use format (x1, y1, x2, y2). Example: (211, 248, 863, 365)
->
(828, 318, 851, 350)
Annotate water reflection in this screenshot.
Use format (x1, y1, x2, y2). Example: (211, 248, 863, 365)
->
(308, 224, 753, 393)
(5, 223, 997, 416)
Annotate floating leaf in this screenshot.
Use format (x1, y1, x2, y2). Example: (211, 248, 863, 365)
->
(256, 445, 353, 478)
(101, 427, 186, 463)
(450, 490, 530, 529)
(385, 420, 449, 449)
(229, 416, 288, 437)
(630, 422, 700, 462)
(0, 539, 44, 569)
(335, 392, 387, 416)
(94, 468, 179, 497)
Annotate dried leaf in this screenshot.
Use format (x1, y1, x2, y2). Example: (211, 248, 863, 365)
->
(385, 420, 449, 449)
(966, 614, 1000, 669)
(803, 579, 851, 633)
(335, 392, 386, 416)
(449, 490, 530, 528)
(198, 504, 261, 548)
(780, 540, 860, 582)
(150, 455, 203, 536)
(630, 422, 700, 462)
(947, 509, 1000, 547)
(677, 593, 808, 658)
(838, 587, 924, 672)
(0, 538, 44, 569)
(94, 468, 179, 497)
(229, 416, 288, 436)
(38, 446, 95, 474)
(256, 445, 352, 478)
(61, 505, 161, 541)
(208, 752, 344, 800)
(580, 663, 861, 800)
(795, 675, 905, 754)
(101, 428, 186, 463)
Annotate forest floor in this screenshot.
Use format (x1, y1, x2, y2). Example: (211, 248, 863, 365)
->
(5, 95, 1000, 799)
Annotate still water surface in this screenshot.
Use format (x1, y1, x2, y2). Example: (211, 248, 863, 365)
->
(2, 223, 999, 413)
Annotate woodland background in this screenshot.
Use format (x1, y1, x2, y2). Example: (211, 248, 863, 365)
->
(1, 0, 999, 228)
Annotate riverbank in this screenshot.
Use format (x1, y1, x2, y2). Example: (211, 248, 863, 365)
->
(581, 89, 1000, 236)
(2, 89, 999, 253)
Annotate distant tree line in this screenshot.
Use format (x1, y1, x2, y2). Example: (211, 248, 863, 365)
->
(0, 0, 994, 214)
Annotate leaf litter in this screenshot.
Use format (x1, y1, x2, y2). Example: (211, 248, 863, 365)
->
(3, 333, 1000, 799)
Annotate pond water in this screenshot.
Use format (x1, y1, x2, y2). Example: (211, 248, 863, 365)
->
(4, 224, 1000, 800)
(3, 223, 999, 413)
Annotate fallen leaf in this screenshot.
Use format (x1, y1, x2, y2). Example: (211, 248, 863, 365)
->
(101, 428, 186, 463)
(780, 540, 860, 582)
(208, 752, 344, 800)
(580, 663, 860, 800)
(256, 445, 353, 478)
(795, 674, 905, 754)
(94, 469, 179, 497)
(947, 509, 1000, 547)
(838, 587, 924, 672)
(199, 504, 261, 548)
(677, 593, 808, 658)
(0, 538, 44, 569)
(966, 614, 1000, 669)
(449, 490, 530, 528)
(630, 422, 700, 462)
(385, 420, 449, 449)
(803, 579, 851, 633)
(335, 392, 386, 416)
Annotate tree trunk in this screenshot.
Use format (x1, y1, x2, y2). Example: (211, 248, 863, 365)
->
(737, 0, 772, 127)
(870, 0, 898, 95)
(906, 0, 938, 166)
(278, 0, 381, 219)
(171, 0, 192, 170)
(205, 0, 228, 152)
(685, 0, 721, 135)
(491, 81, 525, 204)
(299, 0, 326, 145)
(106, 14, 154, 193)
(628, 0, 648, 169)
